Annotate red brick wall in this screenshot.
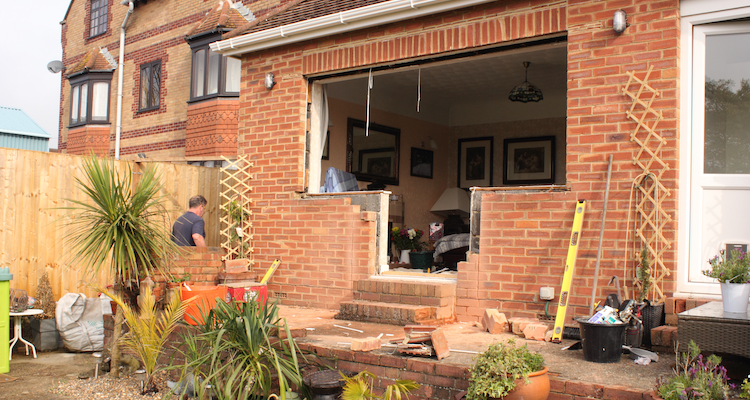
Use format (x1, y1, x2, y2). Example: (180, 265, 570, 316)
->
(236, 0, 681, 313)
(185, 98, 239, 157)
(67, 124, 111, 156)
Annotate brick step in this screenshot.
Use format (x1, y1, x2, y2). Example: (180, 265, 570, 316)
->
(355, 279, 456, 298)
(338, 300, 452, 326)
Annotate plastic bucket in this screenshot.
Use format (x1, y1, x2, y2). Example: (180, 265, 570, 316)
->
(180, 286, 227, 326)
(576, 318, 626, 363)
(0, 267, 12, 374)
(410, 251, 434, 270)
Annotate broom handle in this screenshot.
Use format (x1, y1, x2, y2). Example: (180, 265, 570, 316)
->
(590, 154, 613, 314)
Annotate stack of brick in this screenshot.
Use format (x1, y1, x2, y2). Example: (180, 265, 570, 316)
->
(481, 309, 508, 334)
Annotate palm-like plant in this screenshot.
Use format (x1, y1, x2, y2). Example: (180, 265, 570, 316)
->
(99, 284, 194, 394)
(341, 370, 419, 400)
(62, 155, 181, 378)
(170, 299, 304, 400)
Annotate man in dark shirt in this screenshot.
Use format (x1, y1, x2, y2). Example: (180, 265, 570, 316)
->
(172, 195, 207, 247)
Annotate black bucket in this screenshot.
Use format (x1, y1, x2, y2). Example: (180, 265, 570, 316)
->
(576, 318, 626, 363)
(410, 251, 434, 270)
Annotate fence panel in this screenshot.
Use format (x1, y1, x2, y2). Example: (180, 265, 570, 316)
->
(0, 149, 222, 300)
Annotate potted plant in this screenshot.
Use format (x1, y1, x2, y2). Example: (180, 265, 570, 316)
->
(30, 271, 59, 351)
(340, 370, 419, 400)
(703, 248, 750, 314)
(62, 156, 181, 377)
(656, 341, 731, 400)
(223, 198, 251, 272)
(465, 339, 549, 400)
(390, 226, 427, 264)
(636, 249, 664, 347)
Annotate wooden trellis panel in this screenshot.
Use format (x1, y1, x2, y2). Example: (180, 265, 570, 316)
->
(219, 155, 254, 265)
(622, 66, 672, 302)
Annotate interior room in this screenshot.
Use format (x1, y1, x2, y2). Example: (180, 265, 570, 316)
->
(314, 38, 567, 268)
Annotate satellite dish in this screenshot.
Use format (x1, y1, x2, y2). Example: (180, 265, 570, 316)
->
(47, 60, 64, 74)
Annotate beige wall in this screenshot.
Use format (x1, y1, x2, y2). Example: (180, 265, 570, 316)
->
(325, 99, 566, 236)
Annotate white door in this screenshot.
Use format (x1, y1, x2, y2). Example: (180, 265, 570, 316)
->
(688, 21, 750, 293)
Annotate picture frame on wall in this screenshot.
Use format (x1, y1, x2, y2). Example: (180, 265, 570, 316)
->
(410, 147, 433, 179)
(458, 137, 493, 189)
(503, 136, 555, 185)
(359, 147, 396, 180)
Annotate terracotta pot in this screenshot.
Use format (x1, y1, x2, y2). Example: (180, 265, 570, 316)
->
(490, 367, 550, 400)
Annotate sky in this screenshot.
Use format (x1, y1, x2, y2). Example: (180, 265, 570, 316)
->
(0, 1, 71, 149)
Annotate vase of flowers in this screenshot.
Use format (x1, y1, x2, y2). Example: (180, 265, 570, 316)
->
(390, 226, 426, 263)
(703, 248, 750, 314)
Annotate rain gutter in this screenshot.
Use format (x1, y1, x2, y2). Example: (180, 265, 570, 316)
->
(210, 0, 496, 57)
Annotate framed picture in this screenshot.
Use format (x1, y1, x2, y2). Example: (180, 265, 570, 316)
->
(458, 137, 493, 189)
(503, 136, 555, 185)
(359, 147, 396, 180)
(410, 147, 433, 179)
(321, 130, 330, 160)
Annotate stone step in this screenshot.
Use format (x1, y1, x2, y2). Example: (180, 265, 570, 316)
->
(339, 300, 451, 326)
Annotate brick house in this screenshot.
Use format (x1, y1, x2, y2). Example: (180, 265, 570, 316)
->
(58, 0, 291, 161)
(59, 0, 750, 323)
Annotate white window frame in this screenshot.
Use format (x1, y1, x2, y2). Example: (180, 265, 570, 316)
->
(677, 1, 750, 296)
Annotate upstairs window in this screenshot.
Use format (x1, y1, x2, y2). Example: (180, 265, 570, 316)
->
(89, 0, 108, 37)
(69, 73, 111, 126)
(139, 60, 161, 111)
(190, 45, 241, 100)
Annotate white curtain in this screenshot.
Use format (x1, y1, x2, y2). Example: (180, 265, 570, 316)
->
(308, 83, 329, 193)
(92, 82, 108, 121)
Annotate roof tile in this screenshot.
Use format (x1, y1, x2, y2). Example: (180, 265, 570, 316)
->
(66, 48, 115, 76)
(187, 1, 251, 38)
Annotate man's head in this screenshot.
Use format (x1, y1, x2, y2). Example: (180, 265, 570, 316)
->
(188, 195, 207, 217)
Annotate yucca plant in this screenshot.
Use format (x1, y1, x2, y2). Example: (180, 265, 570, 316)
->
(62, 155, 181, 377)
(99, 284, 193, 394)
(168, 298, 304, 400)
(341, 370, 420, 400)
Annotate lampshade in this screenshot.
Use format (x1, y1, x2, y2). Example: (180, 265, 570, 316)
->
(430, 188, 470, 217)
(508, 61, 543, 103)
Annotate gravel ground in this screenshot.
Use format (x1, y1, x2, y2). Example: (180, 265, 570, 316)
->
(54, 371, 170, 400)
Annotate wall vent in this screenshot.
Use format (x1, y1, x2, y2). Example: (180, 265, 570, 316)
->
(274, 292, 287, 299)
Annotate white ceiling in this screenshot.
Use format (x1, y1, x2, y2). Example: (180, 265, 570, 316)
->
(324, 41, 568, 126)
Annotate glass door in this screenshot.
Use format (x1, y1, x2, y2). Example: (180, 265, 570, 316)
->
(688, 21, 750, 292)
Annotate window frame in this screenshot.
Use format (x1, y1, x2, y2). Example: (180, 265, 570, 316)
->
(187, 34, 241, 102)
(138, 60, 162, 112)
(89, 0, 109, 38)
(68, 72, 112, 128)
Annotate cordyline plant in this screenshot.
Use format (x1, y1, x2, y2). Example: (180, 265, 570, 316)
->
(61, 155, 182, 378)
(168, 298, 305, 400)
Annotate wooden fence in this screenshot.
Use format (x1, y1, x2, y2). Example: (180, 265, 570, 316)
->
(0, 148, 222, 300)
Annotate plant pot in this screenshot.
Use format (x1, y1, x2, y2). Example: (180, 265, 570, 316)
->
(720, 282, 750, 314)
(30, 318, 60, 351)
(410, 251, 434, 270)
(489, 367, 550, 400)
(399, 249, 411, 264)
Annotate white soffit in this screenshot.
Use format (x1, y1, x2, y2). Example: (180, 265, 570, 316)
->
(211, 0, 498, 57)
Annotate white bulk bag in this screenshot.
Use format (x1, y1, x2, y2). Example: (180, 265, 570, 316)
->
(55, 293, 104, 352)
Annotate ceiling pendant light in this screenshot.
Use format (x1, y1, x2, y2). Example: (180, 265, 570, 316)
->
(508, 61, 543, 103)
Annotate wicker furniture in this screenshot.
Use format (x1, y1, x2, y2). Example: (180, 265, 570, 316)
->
(677, 301, 750, 358)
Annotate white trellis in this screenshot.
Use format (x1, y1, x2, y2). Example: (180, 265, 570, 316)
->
(219, 155, 254, 265)
(622, 66, 672, 302)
